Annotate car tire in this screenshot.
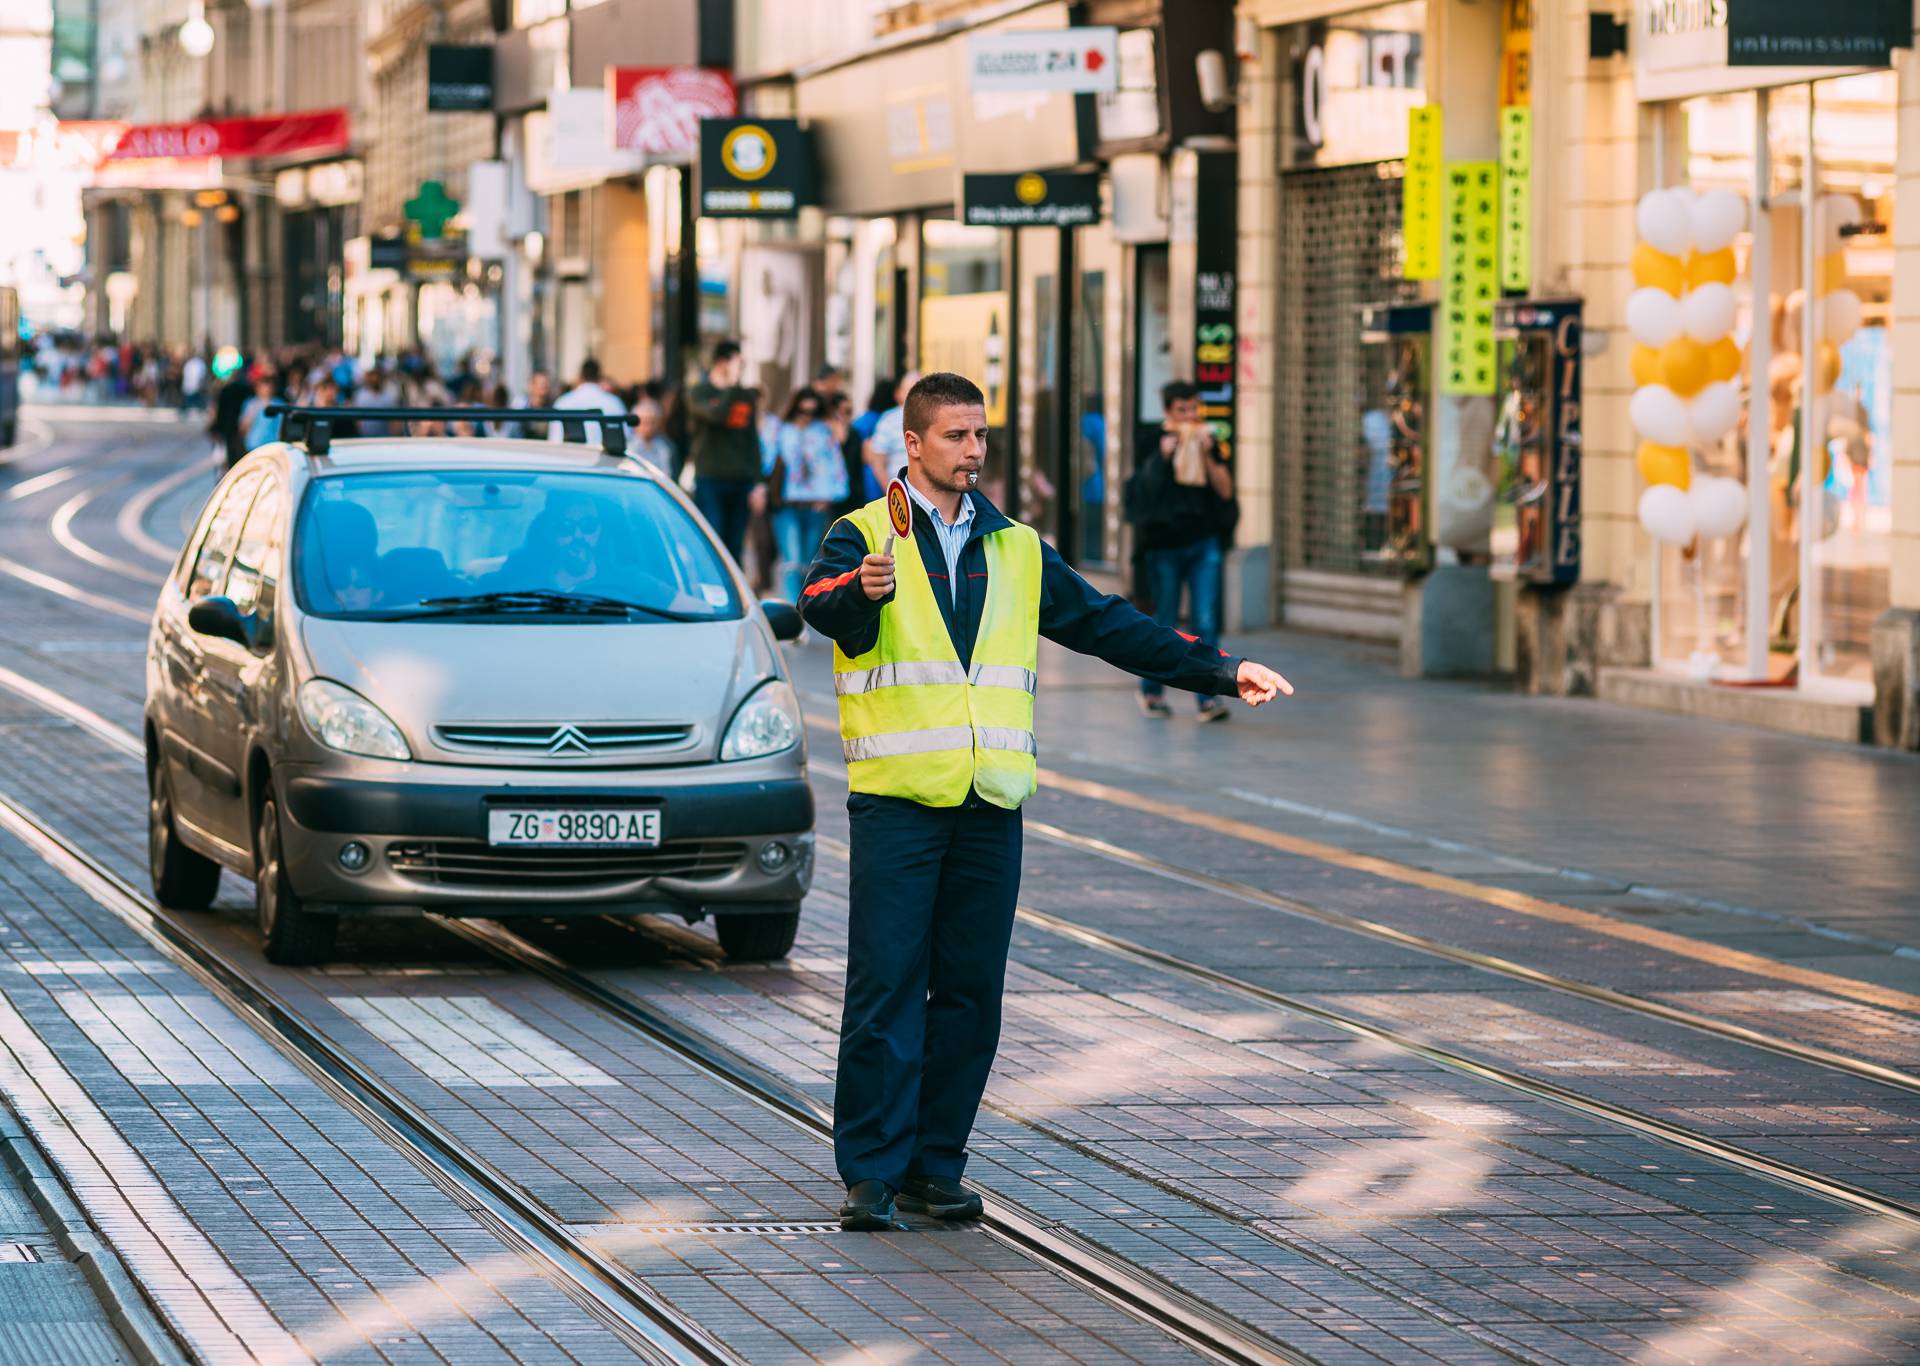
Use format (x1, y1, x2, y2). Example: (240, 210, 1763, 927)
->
(254, 796, 337, 966)
(714, 906, 800, 962)
(148, 759, 220, 910)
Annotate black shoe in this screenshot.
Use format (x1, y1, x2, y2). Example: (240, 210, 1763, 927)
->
(839, 1179, 898, 1231)
(1138, 694, 1172, 719)
(897, 1175, 983, 1222)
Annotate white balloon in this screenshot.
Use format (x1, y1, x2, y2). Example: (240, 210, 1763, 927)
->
(1820, 288, 1863, 343)
(1682, 282, 1736, 343)
(1639, 483, 1698, 545)
(1688, 382, 1741, 445)
(1626, 287, 1682, 348)
(1630, 385, 1690, 447)
(1690, 476, 1748, 539)
(1688, 190, 1747, 254)
(1637, 189, 1693, 257)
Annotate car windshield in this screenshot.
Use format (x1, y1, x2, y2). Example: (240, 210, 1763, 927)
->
(293, 470, 741, 622)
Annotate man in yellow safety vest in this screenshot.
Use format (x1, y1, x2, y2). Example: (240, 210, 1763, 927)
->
(800, 372, 1292, 1230)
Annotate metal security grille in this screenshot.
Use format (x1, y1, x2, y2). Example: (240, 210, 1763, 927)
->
(1277, 161, 1423, 574)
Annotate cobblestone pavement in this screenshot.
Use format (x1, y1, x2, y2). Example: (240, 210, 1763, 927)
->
(0, 414, 1917, 1363)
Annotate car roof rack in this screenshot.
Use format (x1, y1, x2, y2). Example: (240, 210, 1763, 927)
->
(263, 404, 640, 458)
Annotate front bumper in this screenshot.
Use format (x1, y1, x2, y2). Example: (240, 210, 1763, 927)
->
(275, 763, 814, 917)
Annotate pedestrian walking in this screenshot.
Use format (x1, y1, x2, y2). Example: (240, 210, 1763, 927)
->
(801, 373, 1292, 1232)
(549, 358, 627, 443)
(688, 341, 763, 560)
(769, 388, 849, 601)
(862, 371, 919, 502)
(1124, 380, 1239, 721)
(211, 362, 254, 469)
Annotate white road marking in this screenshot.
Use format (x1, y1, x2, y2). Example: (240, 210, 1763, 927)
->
(118, 453, 216, 564)
(0, 554, 149, 622)
(0, 663, 143, 756)
(3, 464, 83, 501)
(52, 486, 167, 584)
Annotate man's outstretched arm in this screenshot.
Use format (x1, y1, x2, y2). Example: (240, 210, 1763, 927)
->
(1036, 542, 1292, 704)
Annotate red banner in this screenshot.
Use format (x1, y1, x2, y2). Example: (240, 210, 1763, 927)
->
(108, 108, 350, 161)
(608, 68, 735, 157)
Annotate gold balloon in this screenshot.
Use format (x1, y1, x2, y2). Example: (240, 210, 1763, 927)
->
(1816, 339, 1842, 393)
(1661, 336, 1711, 397)
(1816, 251, 1848, 295)
(1631, 344, 1665, 387)
(1637, 441, 1692, 490)
(1687, 247, 1738, 288)
(1706, 337, 1742, 382)
(1634, 242, 1688, 295)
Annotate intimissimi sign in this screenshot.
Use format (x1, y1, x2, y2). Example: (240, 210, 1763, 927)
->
(1634, 0, 1896, 100)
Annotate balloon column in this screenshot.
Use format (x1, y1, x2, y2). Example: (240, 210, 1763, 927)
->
(1628, 187, 1749, 546)
(1813, 195, 1863, 404)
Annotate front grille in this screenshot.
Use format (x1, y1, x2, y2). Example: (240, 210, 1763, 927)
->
(387, 840, 747, 889)
(432, 722, 697, 758)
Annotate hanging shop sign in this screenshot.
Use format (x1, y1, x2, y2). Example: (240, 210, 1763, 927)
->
(1191, 151, 1237, 460)
(962, 171, 1100, 227)
(107, 108, 350, 161)
(1289, 18, 1424, 170)
(1441, 162, 1499, 396)
(966, 27, 1119, 95)
(1500, 0, 1533, 105)
(1492, 299, 1582, 587)
(608, 67, 736, 158)
(1499, 107, 1532, 293)
(1403, 105, 1442, 281)
(427, 46, 494, 112)
(698, 118, 817, 218)
(1727, 0, 1910, 67)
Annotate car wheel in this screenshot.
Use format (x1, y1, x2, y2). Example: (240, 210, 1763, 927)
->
(714, 906, 800, 962)
(149, 758, 220, 910)
(254, 796, 337, 966)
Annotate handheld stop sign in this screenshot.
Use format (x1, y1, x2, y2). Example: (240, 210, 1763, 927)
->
(883, 478, 912, 556)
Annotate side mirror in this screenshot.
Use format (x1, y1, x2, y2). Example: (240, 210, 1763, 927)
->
(187, 595, 251, 648)
(761, 600, 804, 642)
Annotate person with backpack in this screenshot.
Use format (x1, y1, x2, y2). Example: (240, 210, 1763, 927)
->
(1124, 380, 1239, 722)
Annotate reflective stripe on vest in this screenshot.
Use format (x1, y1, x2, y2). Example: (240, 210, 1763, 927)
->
(830, 494, 1041, 809)
(834, 660, 970, 696)
(840, 724, 1037, 765)
(968, 664, 1038, 693)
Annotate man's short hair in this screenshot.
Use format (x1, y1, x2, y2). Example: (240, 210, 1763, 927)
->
(578, 357, 602, 384)
(903, 372, 986, 438)
(711, 339, 742, 364)
(1162, 380, 1200, 408)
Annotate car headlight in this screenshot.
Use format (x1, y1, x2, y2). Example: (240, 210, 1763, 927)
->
(720, 680, 800, 761)
(298, 679, 411, 760)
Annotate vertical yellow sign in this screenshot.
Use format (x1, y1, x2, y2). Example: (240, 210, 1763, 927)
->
(1500, 107, 1532, 294)
(1442, 162, 1499, 396)
(1403, 106, 1443, 281)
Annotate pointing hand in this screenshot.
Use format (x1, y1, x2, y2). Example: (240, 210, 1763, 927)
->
(1236, 661, 1293, 706)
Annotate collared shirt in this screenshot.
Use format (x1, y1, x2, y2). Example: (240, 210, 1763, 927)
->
(902, 474, 974, 606)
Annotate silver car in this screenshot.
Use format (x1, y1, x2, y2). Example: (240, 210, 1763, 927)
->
(144, 408, 813, 965)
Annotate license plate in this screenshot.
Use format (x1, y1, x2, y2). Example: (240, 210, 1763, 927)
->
(487, 808, 661, 848)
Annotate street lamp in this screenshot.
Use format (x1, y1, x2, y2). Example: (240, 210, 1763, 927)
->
(180, 3, 215, 58)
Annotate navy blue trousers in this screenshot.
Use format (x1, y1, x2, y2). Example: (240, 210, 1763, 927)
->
(834, 793, 1022, 1189)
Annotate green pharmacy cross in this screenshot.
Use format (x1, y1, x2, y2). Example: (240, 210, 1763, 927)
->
(405, 180, 460, 240)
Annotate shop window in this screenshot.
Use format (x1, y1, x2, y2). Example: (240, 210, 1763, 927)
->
(1656, 75, 1893, 691)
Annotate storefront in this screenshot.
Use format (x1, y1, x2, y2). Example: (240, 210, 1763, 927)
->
(1633, 4, 1908, 703)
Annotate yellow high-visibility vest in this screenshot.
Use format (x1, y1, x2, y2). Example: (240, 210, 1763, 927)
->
(832, 495, 1040, 809)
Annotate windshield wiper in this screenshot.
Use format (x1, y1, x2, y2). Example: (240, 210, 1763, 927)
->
(390, 590, 707, 622)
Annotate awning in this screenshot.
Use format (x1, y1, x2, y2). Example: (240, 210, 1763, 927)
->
(107, 108, 350, 161)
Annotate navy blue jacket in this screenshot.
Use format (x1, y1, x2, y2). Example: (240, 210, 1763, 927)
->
(800, 488, 1243, 695)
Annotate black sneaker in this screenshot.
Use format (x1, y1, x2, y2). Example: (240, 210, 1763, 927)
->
(897, 1175, 984, 1222)
(1196, 698, 1230, 723)
(1138, 694, 1172, 719)
(839, 1179, 898, 1232)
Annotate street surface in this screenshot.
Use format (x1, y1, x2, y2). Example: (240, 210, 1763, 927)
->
(1, 408, 1918, 1363)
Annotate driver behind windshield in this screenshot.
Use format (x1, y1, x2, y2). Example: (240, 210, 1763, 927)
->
(309, 499, 385, 611)
(491, 492, 610, 594)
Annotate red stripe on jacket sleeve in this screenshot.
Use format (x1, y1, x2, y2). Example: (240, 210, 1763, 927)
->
(803, 568, 860, 599)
